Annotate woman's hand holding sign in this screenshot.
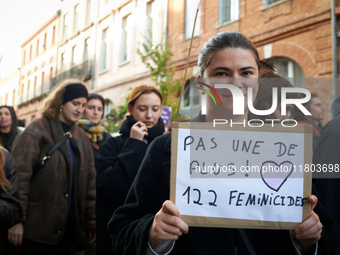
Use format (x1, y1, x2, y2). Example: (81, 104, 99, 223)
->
(149, 200, 189, 248)
(290, 195, 322, 249)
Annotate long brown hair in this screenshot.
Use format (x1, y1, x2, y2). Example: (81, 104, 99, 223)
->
(0, 148, 11, 192)
(42, 79, 85, 119)
(0, 105, 18, 151)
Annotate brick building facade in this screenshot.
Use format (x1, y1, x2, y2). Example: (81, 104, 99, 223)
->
(1, 0, 340, 125)
(167, 0, 340, 122)
(16, 13, 59, 124)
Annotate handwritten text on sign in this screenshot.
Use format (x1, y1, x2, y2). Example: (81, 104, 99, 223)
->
(170, 123, 312, 229)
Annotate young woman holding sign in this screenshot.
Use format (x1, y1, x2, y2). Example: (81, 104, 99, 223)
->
(109, 32, 325, 255)
(96, 84, 164, 255)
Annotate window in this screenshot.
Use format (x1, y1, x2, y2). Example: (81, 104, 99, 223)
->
(29, 45, 32, 60)
(104, 99, 114, 119)
(49, 67, 53, 81)
(84, 38, 91, 73)
(41, 72, 45, 85)
(36, 39, 39, 56)
(100, 28, 108, 71)
(72, 45, 80, 68)
(33, 76, 38, 97)
(63, 13, 70, 40)
(52, 26, 56, 44)
(263, 0, 281, 6)
(185, 0, 200, 39)
(219, 0, 239, 25)
(43, 33, 47, 50)
(267, 57, 305, 87)
(120, 15, 131, 63)
(27, 80, 30, 101)
(12, 89, 16, 105)
(86, 0, 92, 24)
(145, 1, 156, 46)
(73, 4, 81, 33)
(61, 53, 67, 73)
(84, 38, 91, 62)
(23, 50, 26, 65)
(180, 79, 201, 117)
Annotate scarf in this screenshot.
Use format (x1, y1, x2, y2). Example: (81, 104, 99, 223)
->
(120, 115, 165, 144)
(77, 119, 108, 142)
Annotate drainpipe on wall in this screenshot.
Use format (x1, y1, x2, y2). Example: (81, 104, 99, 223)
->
(55, 8, 62, 87)
(91, 1, 100, 90)
(164, 0, 168, 49)
(331, 0, 338, 101)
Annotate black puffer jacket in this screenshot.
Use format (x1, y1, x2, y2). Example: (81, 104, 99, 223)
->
(0, 147, 22, 252)
(109, 133, 333, 255)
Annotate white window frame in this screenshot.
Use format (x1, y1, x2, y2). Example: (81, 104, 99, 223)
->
(100, 28, 108, 72)
(185, 0, 200, 39)
(218, 0, 239, 25)
(120, 14, 131, 64)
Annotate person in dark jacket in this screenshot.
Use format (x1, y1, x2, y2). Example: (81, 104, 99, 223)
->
(77, 93, 111, 168)
(96, 84, 164, 254)
(292, 93, 325, 152)
(0, 105, 24, 152)
(10, 79, 96, 255)
(312, 112, 340, 254)
(109, 32, 323, 255)
(0, 146, 22, 254)
(250, 69, 335, 254)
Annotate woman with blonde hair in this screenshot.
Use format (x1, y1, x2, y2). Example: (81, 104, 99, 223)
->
(0, 147, 22, 254)
(96, 84, 164, 254)
(10, 79, 96, 254)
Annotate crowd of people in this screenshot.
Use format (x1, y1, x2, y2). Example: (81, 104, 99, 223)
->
(0, 31, 339, 255)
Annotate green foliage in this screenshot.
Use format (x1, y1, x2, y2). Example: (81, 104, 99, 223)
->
(106, 120, 120, 134)
(137, 37, 187, 122)
(104, 96, 129, 134)
(106, 36, 188, 133)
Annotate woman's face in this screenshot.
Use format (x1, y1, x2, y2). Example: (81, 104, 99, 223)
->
(0, 107, 12, 129)
(59, 98, 87, 125)
(84, 99, 104, 124)
(128, 92, 162, 128)
(199, 48, 259, 116)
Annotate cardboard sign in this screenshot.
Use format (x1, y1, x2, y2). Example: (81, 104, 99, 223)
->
(170, 122, 312, 229)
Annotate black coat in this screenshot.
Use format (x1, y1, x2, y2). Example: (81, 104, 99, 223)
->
(96, 116, 164, 255)
(109, 133, 333, 255)
(313, 114, 340, 254)
(92, 131, 111, 169)
(0, 147, 22, 254)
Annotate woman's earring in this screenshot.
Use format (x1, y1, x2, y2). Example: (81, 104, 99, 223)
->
(60, 108, 63, 112)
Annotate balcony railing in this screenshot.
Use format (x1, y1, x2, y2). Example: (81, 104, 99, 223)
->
(17, 60, 93, 107)
(51, 60, 93, 88)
